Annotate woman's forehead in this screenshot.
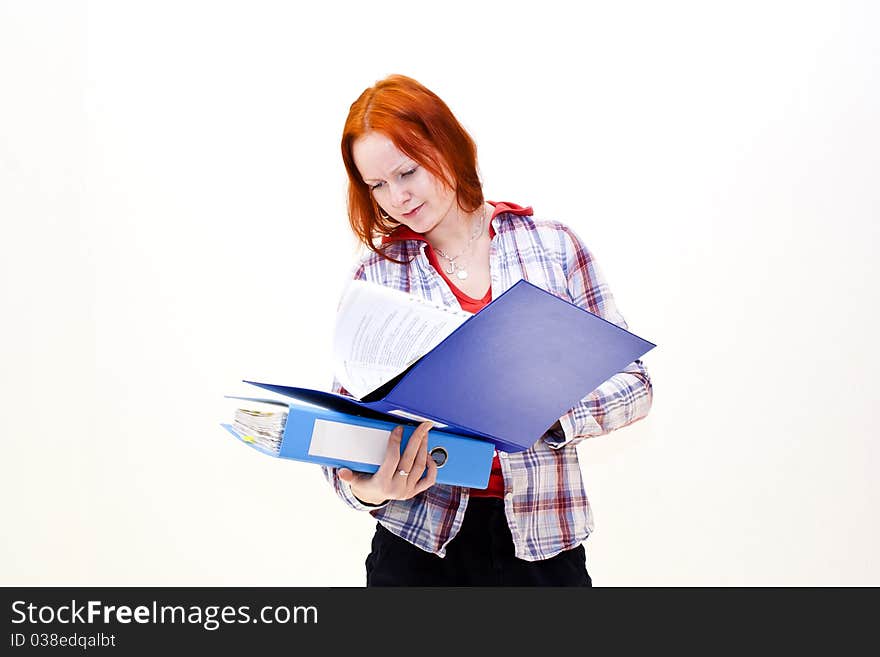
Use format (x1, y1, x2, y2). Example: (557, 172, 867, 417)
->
(353, 133, 414, 180)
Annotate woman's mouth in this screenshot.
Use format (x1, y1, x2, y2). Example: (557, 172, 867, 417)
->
(402, 203, 423, 219)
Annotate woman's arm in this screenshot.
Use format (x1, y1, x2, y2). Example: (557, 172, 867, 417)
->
(542, 227, 653, 449)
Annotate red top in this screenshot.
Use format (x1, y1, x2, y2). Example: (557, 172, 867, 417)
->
(381, 202, 535, 497)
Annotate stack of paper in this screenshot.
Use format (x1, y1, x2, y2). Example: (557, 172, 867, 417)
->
(229, 398, 289, 455)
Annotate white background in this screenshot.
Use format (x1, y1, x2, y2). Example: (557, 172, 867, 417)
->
(2, 0, 877, 586)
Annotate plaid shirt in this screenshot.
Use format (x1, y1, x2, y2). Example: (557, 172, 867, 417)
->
(323, 202, 653, 561)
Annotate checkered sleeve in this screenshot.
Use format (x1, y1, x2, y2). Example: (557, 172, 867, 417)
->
(543, 227, 653, 449)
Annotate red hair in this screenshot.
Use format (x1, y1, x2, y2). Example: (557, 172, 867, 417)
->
(341, 74, 483, 260)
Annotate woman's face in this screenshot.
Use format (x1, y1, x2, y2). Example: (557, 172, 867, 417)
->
(352, 132, 458, 236)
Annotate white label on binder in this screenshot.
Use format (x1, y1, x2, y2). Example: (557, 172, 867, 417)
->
(308, 419, 389, 465)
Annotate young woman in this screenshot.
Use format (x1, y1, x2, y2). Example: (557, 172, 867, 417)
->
(323, 74, 653, 586)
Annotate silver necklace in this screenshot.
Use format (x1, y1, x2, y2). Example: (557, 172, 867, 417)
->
(434, 208, 486, 281)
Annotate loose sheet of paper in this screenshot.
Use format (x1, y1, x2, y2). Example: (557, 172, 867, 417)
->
(333, 280, 471, 399)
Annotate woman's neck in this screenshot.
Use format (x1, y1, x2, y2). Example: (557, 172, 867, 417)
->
(424, 204, 486, 255)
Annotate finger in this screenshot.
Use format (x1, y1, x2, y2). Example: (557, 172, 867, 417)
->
(425, 448, 439, 478)
(399, 421, 433, 466)
(374, 426, 404, 479)
(406, 432, 429, 486)
(338, 468, 368, 484)
(397, 422, 432, 479)
(413, 453, 438, 495)
(415, 420, 434, 437)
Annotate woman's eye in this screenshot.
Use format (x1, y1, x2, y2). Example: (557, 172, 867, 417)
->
(369, 166, 415, 190)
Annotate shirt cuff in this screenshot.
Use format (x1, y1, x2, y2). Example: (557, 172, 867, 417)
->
(542, 411, 602, 449)
(344, 481, 390, 511)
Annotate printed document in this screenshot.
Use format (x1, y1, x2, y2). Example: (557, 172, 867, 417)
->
(333, 280, 471, 399)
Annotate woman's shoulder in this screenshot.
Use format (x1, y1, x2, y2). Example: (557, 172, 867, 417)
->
(491, 200, 571, 230)
(493, 205, 598, 277)
(495, 203, 584, 244)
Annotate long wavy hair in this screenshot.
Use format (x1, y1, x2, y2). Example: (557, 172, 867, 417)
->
(341, 74, 483, 261)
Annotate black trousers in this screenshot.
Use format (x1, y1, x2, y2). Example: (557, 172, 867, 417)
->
(365, 497, 592, 586)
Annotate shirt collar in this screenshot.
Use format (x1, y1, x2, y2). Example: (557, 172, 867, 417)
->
(380, 201, 534, 244)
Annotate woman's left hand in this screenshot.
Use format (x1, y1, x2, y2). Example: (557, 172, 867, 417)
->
(337, 421, 438, 505)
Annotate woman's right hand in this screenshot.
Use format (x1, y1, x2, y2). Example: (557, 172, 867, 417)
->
(337, 421, 438, 506)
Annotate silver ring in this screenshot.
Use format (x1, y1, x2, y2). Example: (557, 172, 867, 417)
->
(397, 469, 409, 477)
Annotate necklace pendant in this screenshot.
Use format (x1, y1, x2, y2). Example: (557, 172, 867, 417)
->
(445, 263, 456, 275)
(456, 269, 469, 280)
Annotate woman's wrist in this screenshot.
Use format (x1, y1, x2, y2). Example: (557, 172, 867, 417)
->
(349, 482, 388, 506)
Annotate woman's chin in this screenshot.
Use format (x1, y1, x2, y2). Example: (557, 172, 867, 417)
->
(399, 209, 436, 233)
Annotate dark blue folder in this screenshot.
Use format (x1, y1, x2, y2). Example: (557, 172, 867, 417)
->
(246, 279, 655, 453)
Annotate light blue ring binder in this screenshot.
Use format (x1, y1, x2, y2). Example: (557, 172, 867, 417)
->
(222, 399, 494, 489)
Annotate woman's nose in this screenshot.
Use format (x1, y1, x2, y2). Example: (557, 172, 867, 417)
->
(389, 182, 410, 208)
